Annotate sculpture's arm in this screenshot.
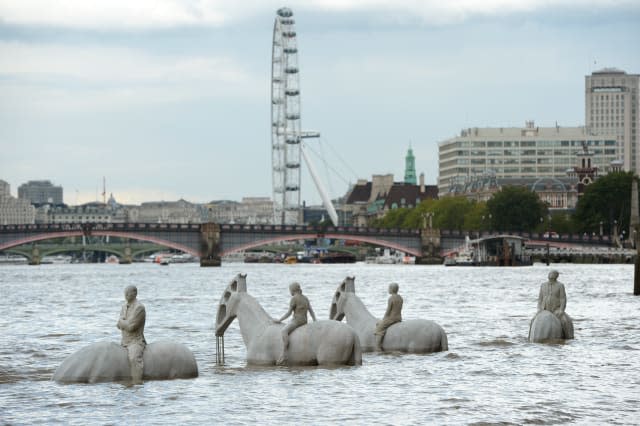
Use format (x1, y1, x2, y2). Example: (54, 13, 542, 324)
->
(277, 299, 294, 322)
(119, 306, 146, 332)
(116, 305, 125, 330)
(383, 297, 393, 319)
(536, 285, 544, 312)
(277, 309, 292, 323)
(308, 303, 317, 322)
(555, 284, 567, 316)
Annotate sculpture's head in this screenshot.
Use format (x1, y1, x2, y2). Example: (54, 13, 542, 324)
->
(289, 281, 301, 296)
(124, 285, 137, 303)
(388, 282, 399, 294)
(330, 276, 355, 321)
(548, 270, 559, 281)
(215, 273, 247, 336)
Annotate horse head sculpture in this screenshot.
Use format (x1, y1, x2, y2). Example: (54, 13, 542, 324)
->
(330, 276, 356, 321)
(215, 273, 247, 337)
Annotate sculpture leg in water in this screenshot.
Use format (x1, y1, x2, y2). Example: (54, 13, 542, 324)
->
(126, 342, 145, 384)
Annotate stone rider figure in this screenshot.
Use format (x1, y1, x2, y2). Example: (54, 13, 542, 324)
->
(275, 282, 316, 365)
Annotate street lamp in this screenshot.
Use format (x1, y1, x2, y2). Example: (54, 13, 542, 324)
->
(540, 217, 544, 237)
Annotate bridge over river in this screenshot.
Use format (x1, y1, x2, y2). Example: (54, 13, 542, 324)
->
(0, 223, 613, 266)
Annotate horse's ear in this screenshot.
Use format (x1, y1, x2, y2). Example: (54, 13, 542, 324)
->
(344, 276, 355, 293)
(236, 273, 247, 292)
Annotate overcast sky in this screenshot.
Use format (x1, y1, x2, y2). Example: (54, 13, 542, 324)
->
(1, 0, 639, 206)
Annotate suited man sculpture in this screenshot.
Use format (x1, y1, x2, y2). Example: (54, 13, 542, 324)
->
(117, 285, 147, 384)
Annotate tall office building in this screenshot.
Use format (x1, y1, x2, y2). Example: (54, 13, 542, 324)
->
(0, 180, 36, 224)
(18, 180, 63, 205)
(585, 68, 640, 173)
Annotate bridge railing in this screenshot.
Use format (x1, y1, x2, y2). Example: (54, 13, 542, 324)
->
(0, 223, 202, 232)
(440, 228, 612, 245)
(218, 223, 421, 236)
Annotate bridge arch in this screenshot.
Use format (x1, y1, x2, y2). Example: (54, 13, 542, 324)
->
(0, 231, 199, 257)
(221, 233, 422, 257)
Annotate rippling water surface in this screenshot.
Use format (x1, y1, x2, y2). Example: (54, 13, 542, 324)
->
(1, 262, 639, 424)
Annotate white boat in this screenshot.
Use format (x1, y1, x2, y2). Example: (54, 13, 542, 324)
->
(222, 252, 245, 263)
(365, 248, 406, 264)
(41, 255, 73, 264)
(105, 255, 119, 264)
(444, 236, 476, 266)
(170, 253, 197, 263)
(0, 255, 28, 265)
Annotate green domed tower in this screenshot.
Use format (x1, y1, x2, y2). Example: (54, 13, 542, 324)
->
(404, 146, 417, 185)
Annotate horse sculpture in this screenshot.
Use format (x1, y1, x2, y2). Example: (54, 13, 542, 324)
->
(528, 310, 565, 343)
(329, 276, 448, 353)
(53, 340, 198, 383)
(215, 273, 362, 366)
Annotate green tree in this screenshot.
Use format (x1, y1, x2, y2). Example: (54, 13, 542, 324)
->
(548, 212, 576, 235)
(429, 196, 474, 230)
(486, 186, 548, 231)
(573, 171, 636, 236)
(463, 201, 488, 231)
(402, 199, 439, 228)
(370, 207, 412, 228)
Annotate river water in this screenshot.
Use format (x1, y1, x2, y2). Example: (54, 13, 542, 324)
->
(1, 262, 639, 425)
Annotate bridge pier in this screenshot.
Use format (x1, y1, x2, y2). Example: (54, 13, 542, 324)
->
(29, 244, 40, 266)
(120, 242, 132, 265)
(415, 228, 442, 265)
(200, 223, 221, 267)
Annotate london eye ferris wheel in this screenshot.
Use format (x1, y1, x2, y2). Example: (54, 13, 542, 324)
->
(270, 7, 338, 226)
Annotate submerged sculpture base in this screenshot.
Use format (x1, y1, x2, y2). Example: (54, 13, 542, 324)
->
(53, 340, 199, 383)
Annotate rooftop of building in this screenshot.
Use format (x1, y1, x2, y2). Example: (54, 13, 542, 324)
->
(439, 122, 617, 145)
(382, 183, 438, 209)
(592, 67, 627, 75)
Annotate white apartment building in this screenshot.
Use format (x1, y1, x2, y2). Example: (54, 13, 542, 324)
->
(585, 68, 639, 173)
(437, 122, 618, 195)
(0, 180, 36, 224)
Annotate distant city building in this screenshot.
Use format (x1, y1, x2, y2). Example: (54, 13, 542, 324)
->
(0, 179, 36, 224)
(437, 122, 619, 195)
(342, 173, 438, 226)
(585, 68, 639, 174)
(449, 173, 580, 211)
(127, 199, 203, 224)
(205, 197, 274, 224)
(449, 143, 603, 211)
(18, 180, 63, 206)
(0, 180, 9, 197)
(42, 202, 126, 224)
(404, 146, 417, 184)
